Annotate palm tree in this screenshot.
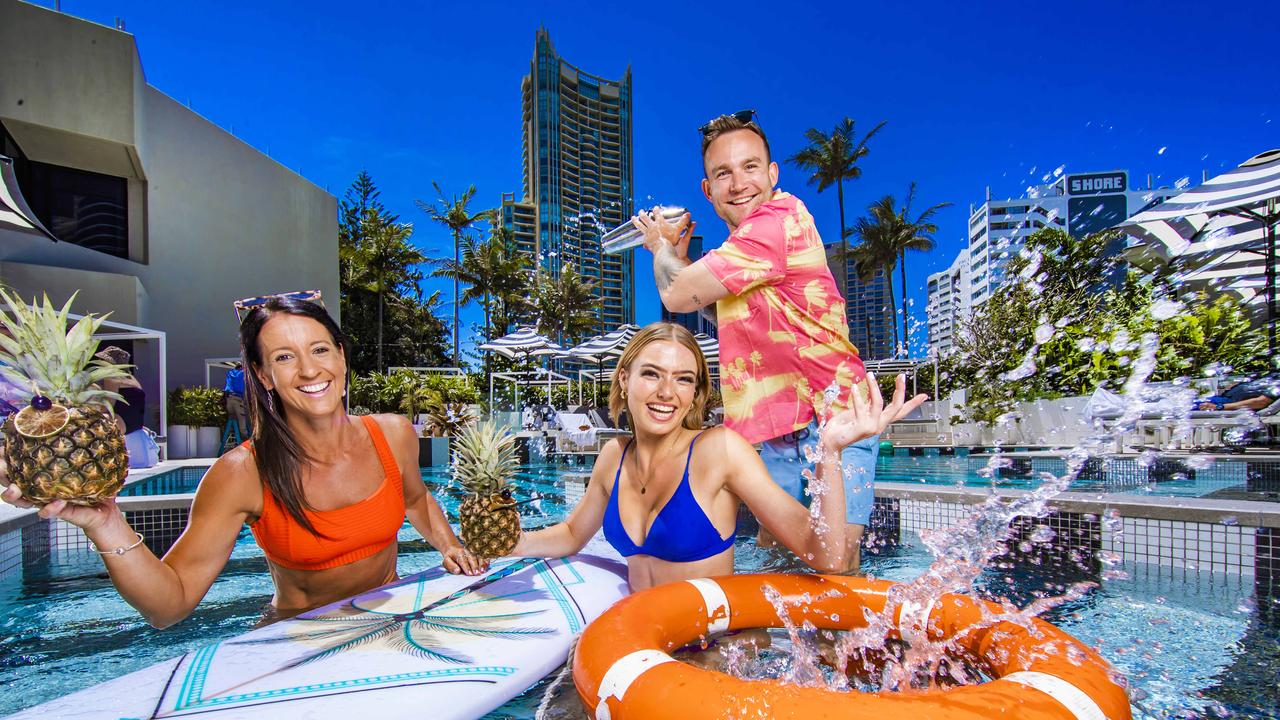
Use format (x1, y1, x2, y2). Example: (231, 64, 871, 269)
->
(431, 225, 531, 374)
(787, 118, 886, 258)
(418, 182, 494, 367)
(895, 183, 951, 356)
(532, 263, 600, 346)
(847, 198, 905, 356)
(350, 219, 426, 372)
(483, 226, 533, 337)
(847, 185, 951, 357)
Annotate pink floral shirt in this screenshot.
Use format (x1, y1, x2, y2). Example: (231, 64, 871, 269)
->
(701, 190, 867, 444)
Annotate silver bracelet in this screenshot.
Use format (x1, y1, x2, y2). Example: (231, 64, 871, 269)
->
(94, 532, 146, 556)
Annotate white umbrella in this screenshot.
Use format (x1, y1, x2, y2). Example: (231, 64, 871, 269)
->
(1123, 149, 1280, 348)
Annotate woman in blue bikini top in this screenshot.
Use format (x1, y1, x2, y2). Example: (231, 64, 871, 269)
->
(512, 323, 925, 592)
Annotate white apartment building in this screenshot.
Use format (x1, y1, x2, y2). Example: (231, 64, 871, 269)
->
(967, 170, 1179, 306)
(925, 251, 970, 357)
(927, 169, 1179, 356)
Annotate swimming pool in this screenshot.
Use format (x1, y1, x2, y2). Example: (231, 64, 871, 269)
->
(1, 463, 1277, 718)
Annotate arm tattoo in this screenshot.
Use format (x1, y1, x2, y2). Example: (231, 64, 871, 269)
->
(654, 242, 690, 293)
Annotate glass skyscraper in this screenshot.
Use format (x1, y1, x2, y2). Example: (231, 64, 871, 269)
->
(502, 29, 635, 334)
(827, 245, 895, 360)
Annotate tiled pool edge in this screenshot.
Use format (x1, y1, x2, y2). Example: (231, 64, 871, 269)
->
(7, 476, 1280, 600)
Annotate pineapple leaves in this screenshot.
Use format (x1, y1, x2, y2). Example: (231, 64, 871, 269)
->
(0, 289, 129, 403)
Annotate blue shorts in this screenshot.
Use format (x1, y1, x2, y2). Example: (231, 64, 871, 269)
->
(758, 421, 879, 525)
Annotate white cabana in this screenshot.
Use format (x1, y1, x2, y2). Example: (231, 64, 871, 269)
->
(88, 314, 168, 437)
(478, 327, 566, 409)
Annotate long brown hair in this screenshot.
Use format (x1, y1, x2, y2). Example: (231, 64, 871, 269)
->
(608, 322, 710, 431)
(239, 298, 351, 537)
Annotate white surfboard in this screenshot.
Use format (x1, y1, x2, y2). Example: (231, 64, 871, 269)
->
(9, 552, 628, 720)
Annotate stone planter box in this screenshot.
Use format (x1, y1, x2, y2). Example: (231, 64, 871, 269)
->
(195, 426, 222, 458)
(418, 436, 451, 468)
(167, 425, 195, 459)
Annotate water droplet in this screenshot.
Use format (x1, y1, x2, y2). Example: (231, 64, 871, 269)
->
(1150, 299, 1182, 321)
(1157, 146, 1167, 155)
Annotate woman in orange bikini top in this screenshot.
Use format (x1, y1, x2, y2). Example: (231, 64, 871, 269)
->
(6, 297, 484, 627)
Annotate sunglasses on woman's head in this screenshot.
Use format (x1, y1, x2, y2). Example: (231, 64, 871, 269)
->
(697, 109, 758, 135)
(233, 290, 325, 323)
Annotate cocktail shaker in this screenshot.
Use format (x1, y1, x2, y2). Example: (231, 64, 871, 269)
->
(600, 206, 688, 254)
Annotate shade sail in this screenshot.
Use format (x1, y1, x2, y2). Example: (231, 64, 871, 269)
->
(0, 155, 57, 241)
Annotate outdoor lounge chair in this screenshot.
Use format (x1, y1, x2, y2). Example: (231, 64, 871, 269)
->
(551, 411, 629, 455)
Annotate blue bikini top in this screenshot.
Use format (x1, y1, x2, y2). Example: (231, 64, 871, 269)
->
(602, 433, 736, 563)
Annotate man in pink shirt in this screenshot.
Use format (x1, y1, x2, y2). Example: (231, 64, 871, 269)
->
(633, 111, 922, 572)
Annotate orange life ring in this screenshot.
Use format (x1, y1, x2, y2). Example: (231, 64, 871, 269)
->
(574, 573, 1131, 720)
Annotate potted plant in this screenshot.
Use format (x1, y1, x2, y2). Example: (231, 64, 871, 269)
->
(418, 401, 477, 467)
(166, 387, 201, 459)
(186, 386, 229, 457)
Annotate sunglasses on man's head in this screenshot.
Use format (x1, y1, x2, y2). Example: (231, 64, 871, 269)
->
(697, 109, 758, 135)
(233, 289, 325, 323)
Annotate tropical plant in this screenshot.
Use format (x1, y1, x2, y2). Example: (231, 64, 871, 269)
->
(531, 263, 600, 346)
(348, 371, 481, 416)
(948, 227, 1267, 423)
(421, 401, 478, 438)
(452, 420, 521, 558)
(339, 172, 447, 373)
(0, 290, 129, 505)
(418, 182, 495, 366)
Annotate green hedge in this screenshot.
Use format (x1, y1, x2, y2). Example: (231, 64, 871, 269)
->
(168, 386, 228, 427)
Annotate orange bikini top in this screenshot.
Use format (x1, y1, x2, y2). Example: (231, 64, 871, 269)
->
(249, 415, 406, 571)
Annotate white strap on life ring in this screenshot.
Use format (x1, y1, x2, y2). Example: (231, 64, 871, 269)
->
(595, 649, 677, 720)
(685, 578, 731, 634)
(897, 597, 937, 649)
(1003, 671, 1108, 720)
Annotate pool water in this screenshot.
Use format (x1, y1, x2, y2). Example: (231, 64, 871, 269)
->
(1, 465, 1277, 718)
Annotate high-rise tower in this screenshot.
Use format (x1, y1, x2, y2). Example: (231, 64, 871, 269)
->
(501, 30, 635, 333)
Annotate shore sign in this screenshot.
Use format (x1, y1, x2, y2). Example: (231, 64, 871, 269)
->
(1068, 171, 1127, 195)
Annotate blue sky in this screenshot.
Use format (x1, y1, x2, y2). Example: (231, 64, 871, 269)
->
(37, 0, 1277, 354)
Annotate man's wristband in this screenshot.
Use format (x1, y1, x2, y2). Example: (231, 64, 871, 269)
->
(94, 532, 145, 556)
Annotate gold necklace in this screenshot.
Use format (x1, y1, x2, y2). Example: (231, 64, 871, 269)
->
(633, 435, 684, 495)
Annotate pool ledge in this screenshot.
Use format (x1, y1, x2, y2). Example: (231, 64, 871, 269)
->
(876, 481, 1280, 528)
(0, 459, 211, 536)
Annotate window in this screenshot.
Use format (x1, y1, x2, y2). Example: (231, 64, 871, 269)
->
(2, 123, 129, 259)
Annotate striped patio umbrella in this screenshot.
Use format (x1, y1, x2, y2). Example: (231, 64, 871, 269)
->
(477, 326, 565, 360)
(568, 324, 639, 362)
(693, 332, 719, 366)
(1122, 149, 1280, 348)
(566, 324, 637, 405)
(0, 155, 56, 241)
(478, 327, 566, 410)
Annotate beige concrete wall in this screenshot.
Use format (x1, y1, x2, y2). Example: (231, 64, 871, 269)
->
(0, 1, 142, 152)
(0, 0, 339, 415)
(0, 261, 143, 324)
(138, 88, 338, 388)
